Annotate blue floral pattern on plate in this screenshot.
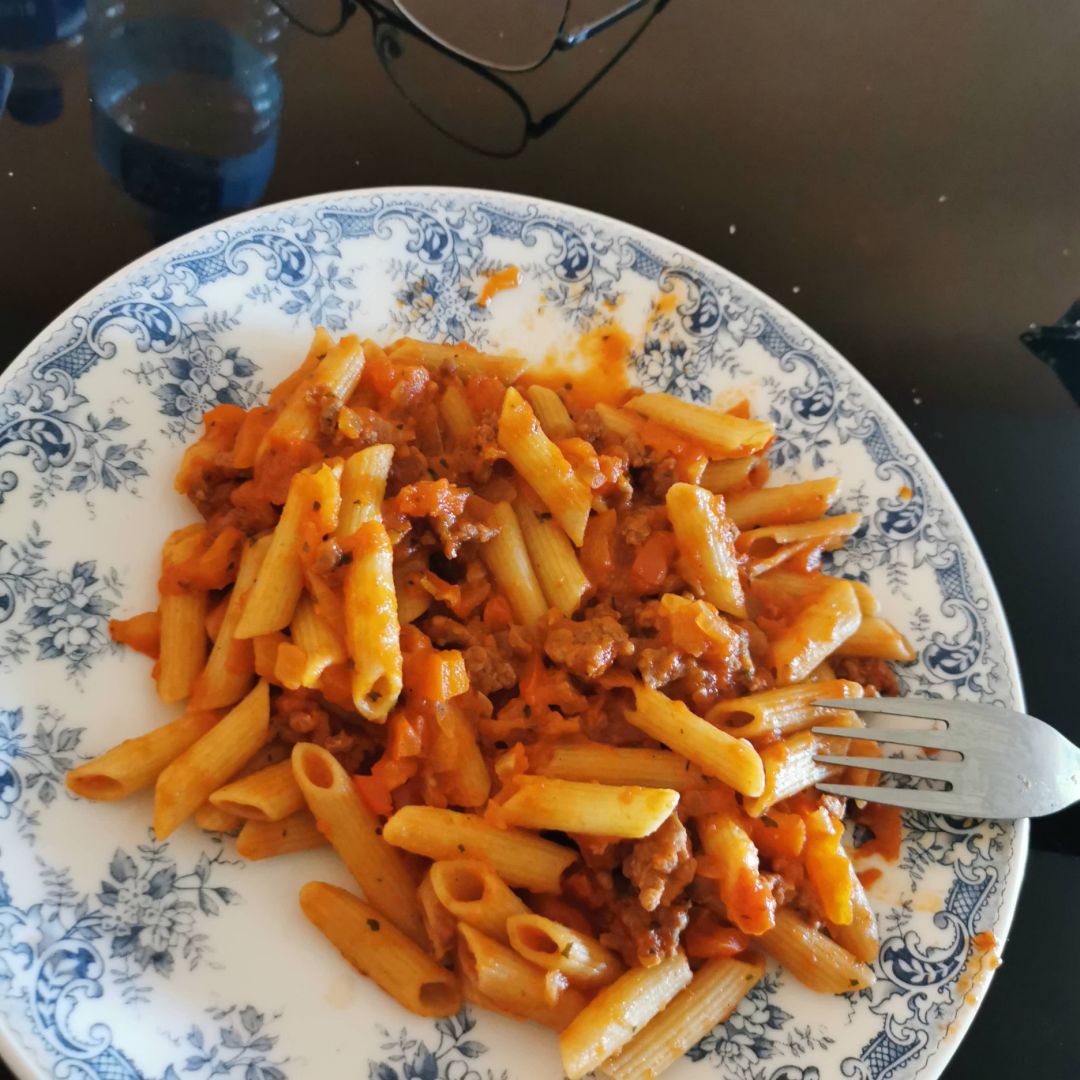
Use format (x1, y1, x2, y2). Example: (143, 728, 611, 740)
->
(0, 189, 1024, 1080)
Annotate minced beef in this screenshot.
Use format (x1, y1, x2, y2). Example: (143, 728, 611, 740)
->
(622, 814, 697, 912)
(464, 643, 518, 695)
(834, 656, 901, 696)
(543, 612, 634, 679)
(602, 899, 690, 968)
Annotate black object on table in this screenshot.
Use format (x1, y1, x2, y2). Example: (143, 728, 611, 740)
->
(1, 1, 1078, 1077)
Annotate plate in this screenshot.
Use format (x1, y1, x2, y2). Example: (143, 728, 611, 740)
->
(0, 188, 1024, 1080)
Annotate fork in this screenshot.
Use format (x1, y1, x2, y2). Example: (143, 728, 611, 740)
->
(810, 696, 1080, 818)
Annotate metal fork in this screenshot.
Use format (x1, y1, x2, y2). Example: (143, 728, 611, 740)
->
(810, 696, 1080, 818)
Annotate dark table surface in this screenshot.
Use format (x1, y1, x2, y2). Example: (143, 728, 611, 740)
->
(2, 1, 1078, 1077)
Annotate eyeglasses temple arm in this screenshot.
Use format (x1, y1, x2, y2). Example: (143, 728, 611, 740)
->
(556, 0, 652, 49)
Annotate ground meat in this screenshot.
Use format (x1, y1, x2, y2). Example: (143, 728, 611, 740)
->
(621, 433, 648, 468)
(578, 692, 647, 745)
(345, 404, 409, 448)
(834, 656, 901, 696)
(270, 688, 372, 773)
(621, 506, 655, 546)
(601, 899, 690, 968)
(573, 835, 631, 872)
(464, 643, 518, 695)
(622, 814, 698, 912)
(575, 408, 605, 444)
(391, 445, 430, 487)
(543, 613, 634, 679)
(637, 646, 690, 688)
(310, 385, 343, 439)
(424, 615, 480, 647)
(641, 456, 679, 499)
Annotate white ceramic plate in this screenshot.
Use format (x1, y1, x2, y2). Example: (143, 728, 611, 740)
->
(0, 188, 1024, 1080)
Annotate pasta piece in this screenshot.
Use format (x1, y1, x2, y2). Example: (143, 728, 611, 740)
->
(725, 478, 840, 528)
(706, 678, 864, 741)
(157, 525, 209, 703)
(388, 337, 527, 382)
(834, 616, 916, 661)
(439, 380, 477, 439)
(559, 951, 692, 1080)
(427, 859, 530, 945)
(514, 495, 591, 616)
(498, 777, 679, 839)
(602, 955, 765, 1080)
(236, 810, 328, 860)
(506, 914, 624, 989)
(770, 579, 862, 684)
(697, 815, 776, 935)
(803, 807, 855, 925)
(828, 869, 880, 964)
(292, 743, 425, 944)
(736, 512, 862, 557)
(300, 882, 460, 1017)
(759, 909, 874, 993)
(752, 569, 880, 617)
(235, 466, 339, 637)
(532, 743, 704, 791)
(480, 501, 549, 626)
(193, 802, 241, 833)
(417, 872, 458, 962)
(457, 924, 587, 1031)
(700, 456, 757, 494)
(628, 683, 764, 798)
(593, 401, 639, 438)
(526, 384, 576, 439)
(428, 701, 491, 808)
(337, 443, 394, 537)
(259, 335, 364, 456)
(209, 759, 304, 822)
(743, 716, 859, 817)
(666, 483, 746, 618)
(625, 393, 773, 457)
(498, 387, 591, 546)
(394, 557, 433, 624)
(66, 711, 218, 800)
(343, 522, 402, 720)
(153, 680, 271, 839)
(383, 806, 577, 893)
(288, 593, 347, 688)
(192, 535, 271, 709)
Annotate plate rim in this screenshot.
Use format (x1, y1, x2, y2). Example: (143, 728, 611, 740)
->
(0, 184, 1029, 1080)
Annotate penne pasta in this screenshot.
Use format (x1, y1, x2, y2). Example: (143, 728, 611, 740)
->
(209, 759, 304, 822)
(706, 678, 864, 741)
(288, 593, 347, 688)
(457, 924, 587, 1031)
(393, 557, 433, 624)
(235, 465, 339, 637)
(498, 387, 591, 546)
(157, 525, 209, 704)
(66, 711, 218, 800)
(737, 512, 862, 557)
(342, 522, 402, 720)
(770, 579, 862, 684)
(743, 716, 859, 817)
(625, 392, 773, 457)
(759, 908, 875, 993)
(828, 868, 880, 964)
(153, 680, 271, 839)
(428, 859, 531, 945)
(383, 806, 578, 893)
(428, 701, 491, 808)
(193, 801, 241, 833)
(593, 401, 639, 438)
(480, 501, 549, 626)
(834, 616, 916, 661)
(267, 327, 331, 408)
(628, 683, 765, 798)
(666, 482, 746, 618)
(526, 384, 576, 439)
(559, 951, 693, 1080)
(724, 478, 840, 528)
(388, 337, 528, 382)
(697, 814, 776, 934)
(753, 569, 880, 617)
(532, 743, 705, 791)
(514, 494, 591, 616)
(602, 955, 766, 1080)
(337, 443, 394, 537)
(700, 455, 757, 494)
(301, 882, 460, 1017)
(498, 776, 679, 839)
(506, 913, 624, 989)
(439, 379, 477, 439)
(417, 872, 458, 962)
(292, 743, 425, 945)
(235, 810, 329, 860)
(192, 535, 271, 709)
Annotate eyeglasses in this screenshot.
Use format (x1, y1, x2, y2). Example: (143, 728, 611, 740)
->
(274, 0, 654, 70)
(275, 0, 667, 156)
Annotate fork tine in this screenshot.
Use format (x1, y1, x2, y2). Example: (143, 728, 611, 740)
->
(816, 782, 968, 813)
(814, 696, 949, 720)
(810, 724, 959, 751)
(813, 754, 959, 782)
